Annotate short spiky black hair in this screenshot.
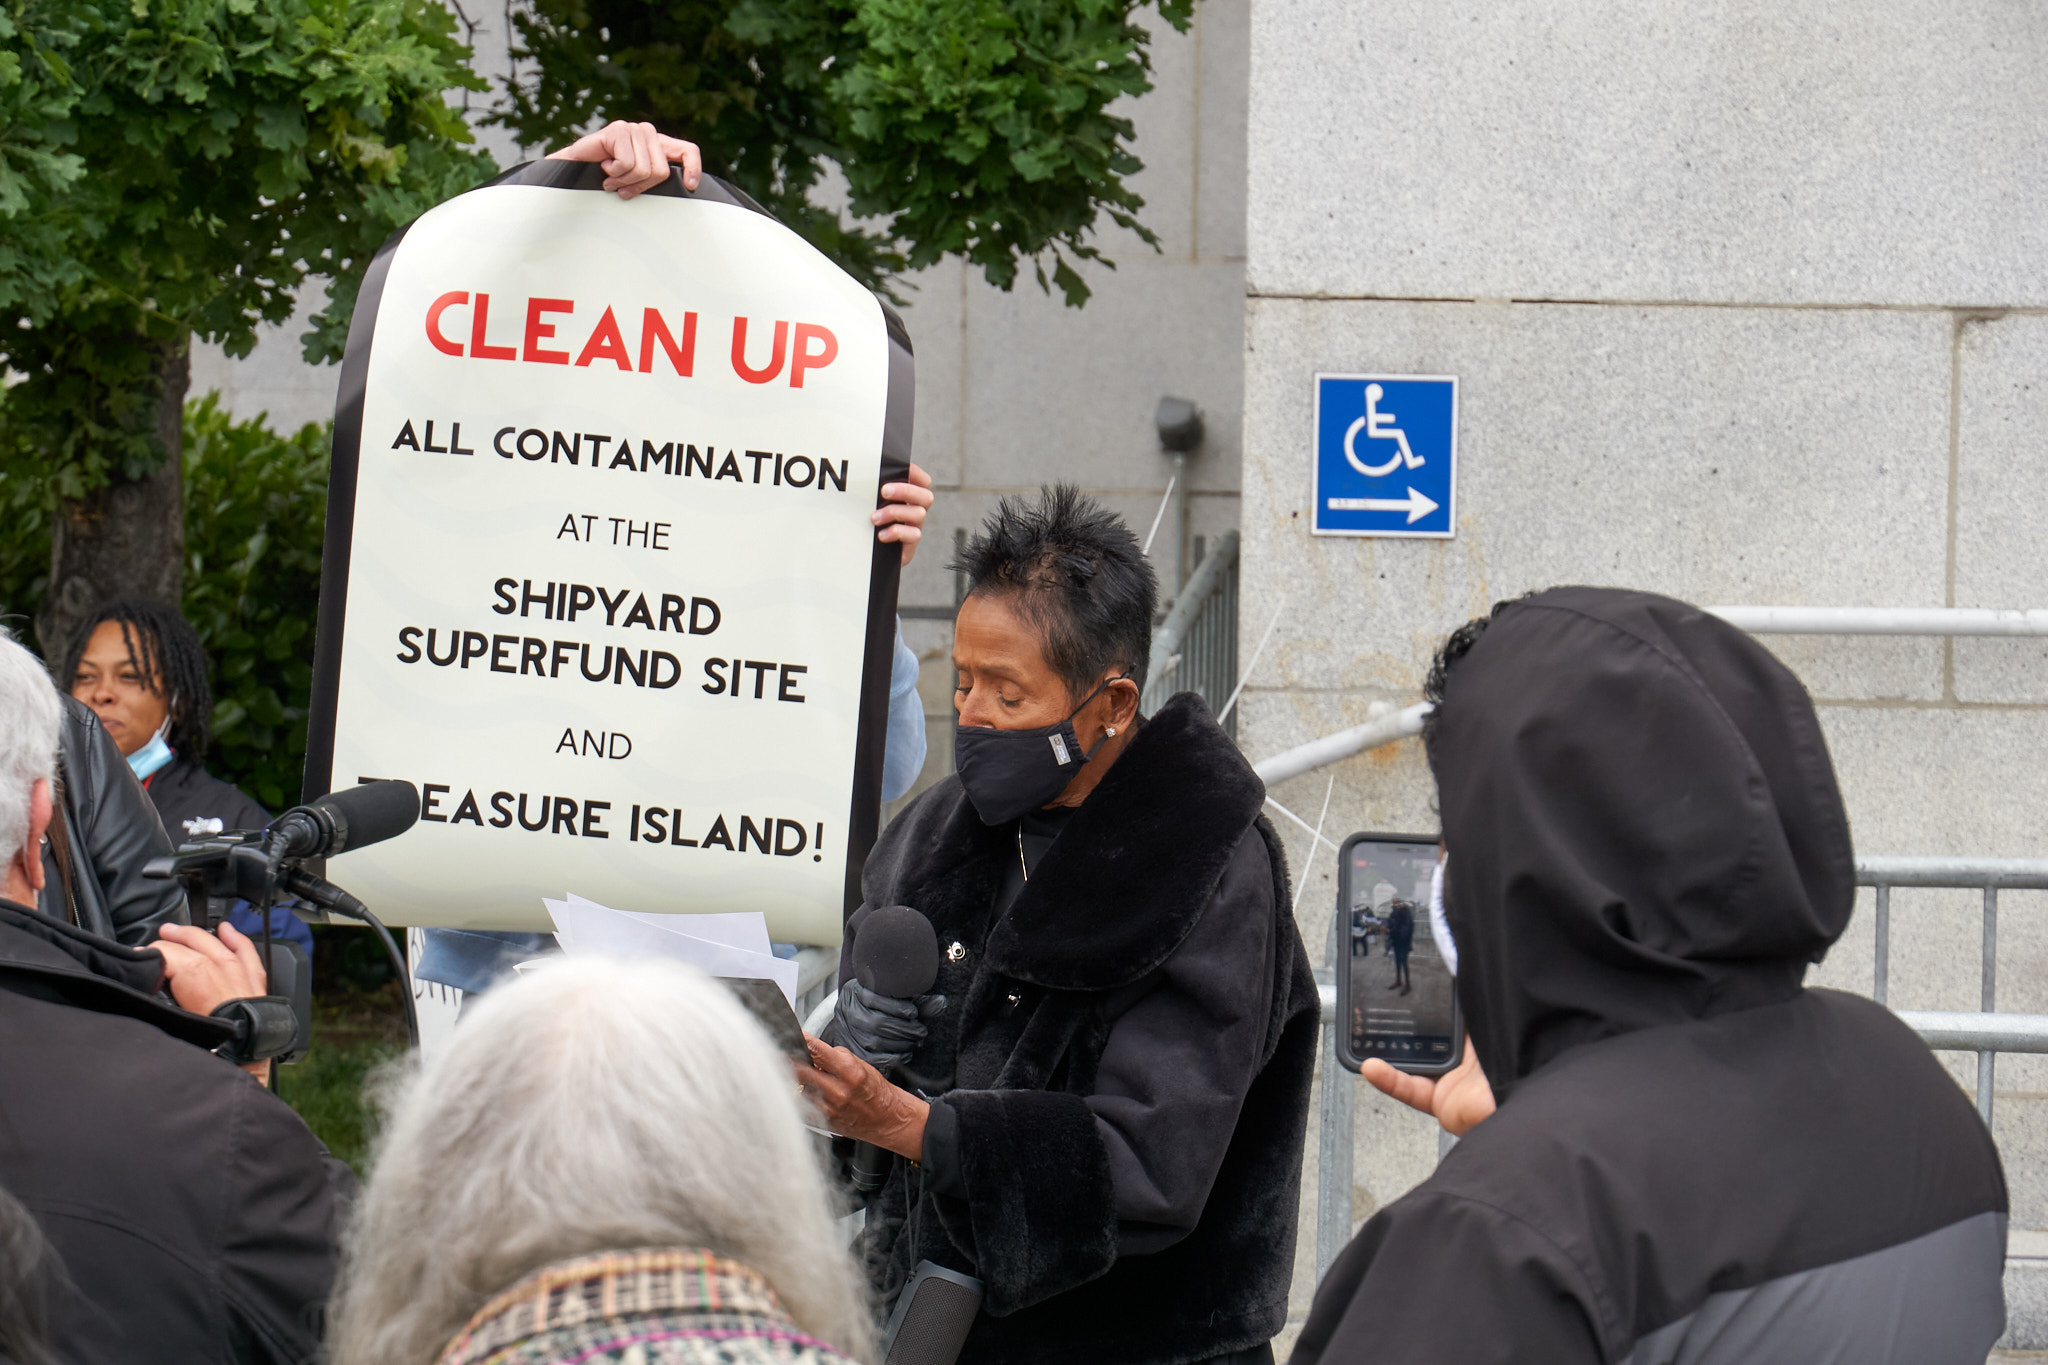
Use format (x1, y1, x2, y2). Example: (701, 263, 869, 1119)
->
(953, 484, 1158, 701)
(60, 599, 214, 761)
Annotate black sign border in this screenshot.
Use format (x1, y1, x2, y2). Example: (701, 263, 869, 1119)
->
(304, 160, 909, 926)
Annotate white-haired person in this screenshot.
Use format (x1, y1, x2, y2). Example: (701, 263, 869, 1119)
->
(328, 956, 874, 1365)
(0, 626, 353, 1362)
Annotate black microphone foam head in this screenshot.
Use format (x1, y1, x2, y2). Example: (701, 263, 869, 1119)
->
(853, 905, 939, 998)
(313, 780, 421, 855)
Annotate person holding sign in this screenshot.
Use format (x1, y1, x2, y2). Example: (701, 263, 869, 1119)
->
(802, 486, 1320, 1365)
(409, 121, 934, 997)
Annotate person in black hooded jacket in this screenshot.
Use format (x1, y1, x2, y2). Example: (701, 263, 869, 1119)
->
(1292, 586, 2007, 1365)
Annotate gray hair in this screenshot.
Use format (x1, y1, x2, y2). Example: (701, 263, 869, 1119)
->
(327, 958, 876, 1364)
(0, 628, 62, 875)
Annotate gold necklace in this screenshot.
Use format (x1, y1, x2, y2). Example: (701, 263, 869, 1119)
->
(1017, 824, 1029, 881)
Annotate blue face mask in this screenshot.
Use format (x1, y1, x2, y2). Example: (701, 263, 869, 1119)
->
(127, 719, 174, 781)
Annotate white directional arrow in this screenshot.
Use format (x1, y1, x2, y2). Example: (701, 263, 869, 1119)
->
(1326, 487, 1439, 524)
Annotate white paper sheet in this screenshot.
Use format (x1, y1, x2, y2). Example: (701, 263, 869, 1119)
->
(566, 894, 774, 958)
(542, 898, 575, 949)
(544, 895, 797, 1009)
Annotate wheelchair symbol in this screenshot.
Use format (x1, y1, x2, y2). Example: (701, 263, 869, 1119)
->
(1343, 384, 1426, 478)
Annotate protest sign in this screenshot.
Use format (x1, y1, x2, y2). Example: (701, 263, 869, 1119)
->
(306, 161, 910, 944)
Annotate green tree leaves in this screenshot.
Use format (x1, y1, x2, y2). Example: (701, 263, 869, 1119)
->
(837, 0, 1182, 302)
(0, 396, 329, 810)
(497, 0, 1190, 306)
(0, 0, 497, 493)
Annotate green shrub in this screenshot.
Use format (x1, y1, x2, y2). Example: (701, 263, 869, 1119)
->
(180, 397, 330, 810)
(0, 394, 330, 809)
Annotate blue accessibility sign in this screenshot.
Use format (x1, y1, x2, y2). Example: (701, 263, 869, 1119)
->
(1312, 374, 1457, 538)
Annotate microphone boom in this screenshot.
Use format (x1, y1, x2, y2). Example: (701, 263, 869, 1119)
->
(271, 780, 422, 860)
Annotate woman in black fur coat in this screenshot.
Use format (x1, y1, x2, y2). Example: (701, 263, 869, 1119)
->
(802, 486, 1320, 1365)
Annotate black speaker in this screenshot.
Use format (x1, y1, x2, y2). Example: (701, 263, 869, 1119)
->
(880, 1261, 982, 1365)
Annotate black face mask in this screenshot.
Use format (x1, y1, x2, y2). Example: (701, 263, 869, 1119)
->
(954, 675, 1128, 826)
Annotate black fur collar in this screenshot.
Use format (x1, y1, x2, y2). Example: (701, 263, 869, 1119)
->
(981, 692, 1266, 990)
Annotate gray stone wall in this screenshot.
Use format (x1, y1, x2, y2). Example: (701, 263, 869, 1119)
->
(1240, 0, 2048, 1339)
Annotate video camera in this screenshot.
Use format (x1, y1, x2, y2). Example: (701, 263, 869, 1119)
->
(143, 780, 423, 1066)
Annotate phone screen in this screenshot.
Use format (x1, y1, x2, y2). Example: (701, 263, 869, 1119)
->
(1341, 834, 1458, 1073)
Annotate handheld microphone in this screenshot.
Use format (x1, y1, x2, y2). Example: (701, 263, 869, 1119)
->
(849, 906, 939, 1196)
(268, 780, 421, 860)
(854, 904, 941, 998)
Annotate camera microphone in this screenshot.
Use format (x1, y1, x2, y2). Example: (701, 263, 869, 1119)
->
(145, 779, 426, 1055)
(268, 780, 422, 861)
(847, 906, 940, 1196)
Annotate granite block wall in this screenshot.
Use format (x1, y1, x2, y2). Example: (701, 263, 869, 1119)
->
(1241, 5, 2048, 1343)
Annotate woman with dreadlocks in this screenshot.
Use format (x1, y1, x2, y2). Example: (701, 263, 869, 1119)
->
(63, 601, 312, 953)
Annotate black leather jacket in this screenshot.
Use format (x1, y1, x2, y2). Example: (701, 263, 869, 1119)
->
(38, 697, 188, 945)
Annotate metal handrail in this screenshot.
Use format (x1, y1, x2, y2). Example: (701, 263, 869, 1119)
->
(1856, 857, 2048, 889)
(1256, 606, 2048, 790)
(1142, 530, 1240, 714)
(1254, 702, 1430, 788)
(1707, 606, 2048, 636)
(1895, 1012, 2048, 1053)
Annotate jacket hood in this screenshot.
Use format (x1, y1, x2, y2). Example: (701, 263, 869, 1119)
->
(1427, 587, 1854, 1101)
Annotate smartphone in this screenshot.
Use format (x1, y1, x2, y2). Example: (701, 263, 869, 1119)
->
(1334, 832, 1463, 1076)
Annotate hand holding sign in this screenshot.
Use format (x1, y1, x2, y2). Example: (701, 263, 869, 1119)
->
(875, 462, 933, 565)
(547, 120, 703, 199)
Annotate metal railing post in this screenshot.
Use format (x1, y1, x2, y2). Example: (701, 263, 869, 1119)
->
(1316, 905, 1354, 1285)
(1168, 451, 1189, 598)
(1142, 530, 1240, 715)
(1980, 887, 1998, 1126)
(1316, 1012, 1354, 1285)
(1872, 883, 1890, 1006)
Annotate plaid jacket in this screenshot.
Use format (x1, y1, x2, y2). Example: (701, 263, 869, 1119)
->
(435, 1249, 859, 1365)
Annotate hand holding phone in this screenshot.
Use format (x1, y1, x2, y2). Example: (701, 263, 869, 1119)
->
(1360, 1038, 1495, 1136)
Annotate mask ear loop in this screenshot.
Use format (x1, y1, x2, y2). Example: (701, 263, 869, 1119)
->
(1074, 672, 1136, 762)
(148, 686, 178, 749)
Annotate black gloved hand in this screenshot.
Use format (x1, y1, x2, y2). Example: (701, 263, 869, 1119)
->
(832, 981, 948, 1071)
